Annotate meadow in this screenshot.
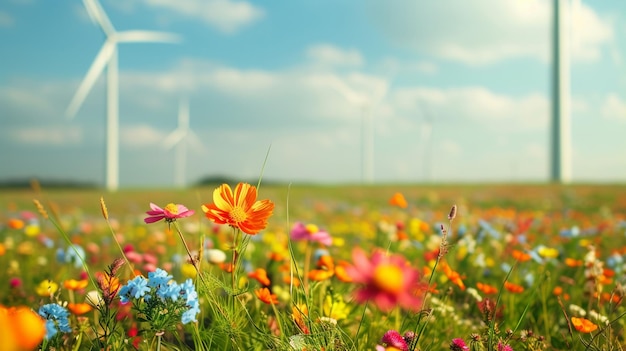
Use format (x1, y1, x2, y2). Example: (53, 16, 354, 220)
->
(1, 182, 626, 351)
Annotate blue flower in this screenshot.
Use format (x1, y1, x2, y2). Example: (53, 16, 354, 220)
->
(58, 244, 86, 269)
(181, 303, 200, 324)
(38, 303, 71, 339)
(148, 268, 173, 289)
(157, 281, 182, 301)
(119, 276, 150, 303)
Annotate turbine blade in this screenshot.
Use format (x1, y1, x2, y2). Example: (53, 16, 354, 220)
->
(117, 30, 182, 44)
(66, 40, 116, 119)
(178, 97, 189, 130)
(187, 131, 206, 152)
(163, 129, 185, 149)
(83, 0, 115, 35)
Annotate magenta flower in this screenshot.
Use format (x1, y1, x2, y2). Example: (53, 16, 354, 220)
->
(346, 247, 426, 312)
(381, 330, 408, 351)
(497, 342, 514, 351)
(450, 338, 469, 351)
(144, 203, 194, 224)
(290, 222, 332, 246)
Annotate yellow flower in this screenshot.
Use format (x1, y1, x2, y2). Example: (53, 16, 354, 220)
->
(323, 295, 349, 321)
(35, 280, 58, 297)
(538, 246, 559, 259)
(180, 263, 197, 279)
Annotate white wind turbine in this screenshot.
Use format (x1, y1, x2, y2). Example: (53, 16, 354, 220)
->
(66, 0, 180, 191)
(551, 0, 572, 184)
(163, 97, 203, 188)
(323, 75, 387, 184)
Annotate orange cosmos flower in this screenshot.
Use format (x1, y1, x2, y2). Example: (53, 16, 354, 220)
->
(67, 302, 93, 315)
(0, 305, 46, 351)
(202, 183, 274, 235)
(476, 282, 498, 295)
(504, 281, 524, 293)
(64, 279, 89, 291)
(255, 287, 278, 305)
(248, 268, 271, 287)
(7, 218, 24, 230)
(512, 249, 531, 262)
(571, 317, 598, 333)
(389, 192, 408, 208)
(565, 258, 583, 267)
(334, 261, 353, 283)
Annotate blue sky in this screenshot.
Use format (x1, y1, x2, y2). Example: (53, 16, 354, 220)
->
(1, 0, 625, 187)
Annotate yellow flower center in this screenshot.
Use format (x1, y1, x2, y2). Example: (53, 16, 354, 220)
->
(372, 264, 404, 294)
(305, 224, 319, 234)
(230, 206, 248, 223)
(164, 203, 178, 215)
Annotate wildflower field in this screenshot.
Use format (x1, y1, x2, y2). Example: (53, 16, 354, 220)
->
(1, 182, 626, 351)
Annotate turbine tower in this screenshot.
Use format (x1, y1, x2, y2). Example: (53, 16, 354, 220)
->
(163, 97, 202, 188)
(551, 0, 572, 183)
(66, 0, 180, 191)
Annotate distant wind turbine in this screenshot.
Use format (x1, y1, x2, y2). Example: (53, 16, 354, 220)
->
(66, 0, 180, 191)
(324, 75, 386, 184)
(551, 0, 572, 183)
(163, 98, 203, 188)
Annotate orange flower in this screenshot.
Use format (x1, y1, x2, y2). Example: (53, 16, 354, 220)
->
(202, 183, 274, 235)
(334, 262, 353, 283)
(565, 258, 583, 267)
(504, 281, 524, 293)
(476, 282, 498, 295)
(292, 304, 309, 334)
(442, 262, 465, 290)
(308, 269, 334, 281)
(67, 302, 93, 315)
(512, 249, 531, 262)
(389, 192, 408, 208)
(571, 316, 598, 333)
(63, 279, 89, 291)
(255, 287, 278, 305)
(7, 218, 24, 230)
(248, 268, 271, 286)
(0, 305, 46, 350)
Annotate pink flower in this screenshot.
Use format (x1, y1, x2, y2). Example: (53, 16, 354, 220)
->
(381, 330, 408, 351)
(290, 222, 332, 246)
(450, 338, 469, 351)
(346, 247, 426, 312)
(144, 203, 194, 224)
(497, 342, 514, 351)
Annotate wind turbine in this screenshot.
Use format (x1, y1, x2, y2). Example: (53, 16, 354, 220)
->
(324, 75, 385, 184)
(551, 0, 572, 183)
(163, 97, 202, 188)
(66, 0, 180, 191)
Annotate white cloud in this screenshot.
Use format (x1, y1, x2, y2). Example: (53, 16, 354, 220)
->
(380, 57, 438, 76)
(121, 124, 167, 147)
(369, 0, 612, 65)
(570, 0, 613, 62)
(0, 11, 14, 27)
(601, 93, 626, 122)
(10, 126, 82, 145)
(143, 0, 264, 33)
(392, 86, 548, 130)
(306, 44, 364, 67)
